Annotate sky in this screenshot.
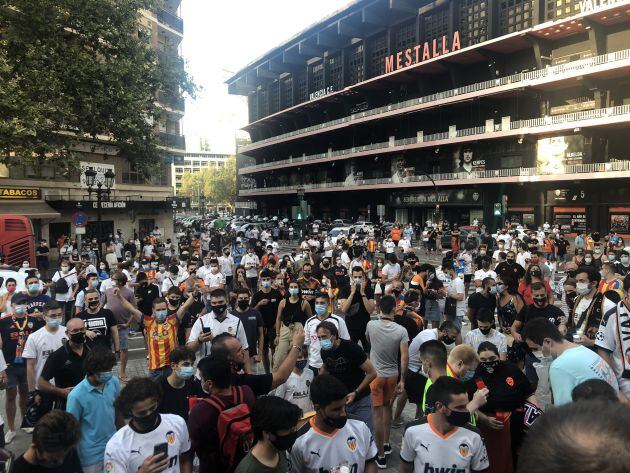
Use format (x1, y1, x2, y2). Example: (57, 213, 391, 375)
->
(180, 0, 353, 154)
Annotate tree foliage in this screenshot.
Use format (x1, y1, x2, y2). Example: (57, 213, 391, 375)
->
(0, 0, 195, 176)
(180, 156, 236, 204)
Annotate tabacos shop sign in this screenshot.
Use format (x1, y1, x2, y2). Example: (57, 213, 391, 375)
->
(385, 32, 461, 74)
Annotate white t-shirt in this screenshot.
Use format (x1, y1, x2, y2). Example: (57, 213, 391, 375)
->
(142, 244, 154, 258)
(464, 329, 507, 354)
(382, 263, 401, 281)
(52, 270, 78, 302)
(161, 275, 179, 295)
(516, 251, 531, 268)
(218, 256, 234, 277)
(398, 239, 411, 252)
(273, 369, 314, 414)
(408, 329, 439, 372)
(204, 272, 226, 289)
(447, 276, 466, 318)
(400, 415, 489, 473)
(289, 418, 377, 473)
(384, 241, 396, 254)
(473, 269, 497, 292)
(304, 314, 350, 369)
(241, 253, 260, 279)
(22, 326, 67, 389)
(187, 311, 248, 357)
(104, 414, 190, 473)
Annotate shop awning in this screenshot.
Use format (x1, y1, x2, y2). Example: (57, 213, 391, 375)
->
(0, 201, 60, 219)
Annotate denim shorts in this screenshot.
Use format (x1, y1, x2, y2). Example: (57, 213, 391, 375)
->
(118, 327, 129, 350)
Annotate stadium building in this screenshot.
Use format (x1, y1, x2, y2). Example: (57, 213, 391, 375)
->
(229, 0, 630, 234)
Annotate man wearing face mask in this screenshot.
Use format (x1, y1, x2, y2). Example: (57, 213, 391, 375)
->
(614, 250, 630, 277)
(157, 346, 203, 422)
(51, 260, 78, 321)
(23, 301, 67, 400)
(196, 256, 213, 281)
(105, 377, 192, 473)
(235, 395, 302, 473)
(466, 277, 497, 330)
(512, 283, 567, 343)
(338, 267, 375, 353)
(495, 251, 525, 281)
(464, 308, 508, 360)
(73, 273, 100, 315)
(38, 317, 89, 409)
(233, 289, 264, 367)
(35, 239, 50, 280)
(473, 257, 497, 292)
(77, 290, 119, 353)
(189, 354, 255, 473)
(23, 274, 51, 318)
(523, 318, 620, 405)
(0, 293, 42, 443)
(289, 373, 378, 473)
(400, 376, 489, 473)
(187, 288, 249, 362)
(66, 346, 120, 473)
(567, 266, 604, 346)
(218, 248, 234, 288)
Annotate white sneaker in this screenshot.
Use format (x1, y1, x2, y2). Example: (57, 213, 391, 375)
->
(4, 430, 16, 444)
(21, 427, 34, 434)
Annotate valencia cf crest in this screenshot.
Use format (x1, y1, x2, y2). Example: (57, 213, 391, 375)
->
(166, 430, 176, 444)
(459, 442, 470, 458)
(347, 436, 357, 452)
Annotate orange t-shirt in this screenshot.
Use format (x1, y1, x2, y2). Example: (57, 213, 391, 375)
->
(144, 314, 179, 370)
(391, 229, 402, 242)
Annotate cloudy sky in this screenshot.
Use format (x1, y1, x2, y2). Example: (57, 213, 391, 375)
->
(180, 0, 352, 154)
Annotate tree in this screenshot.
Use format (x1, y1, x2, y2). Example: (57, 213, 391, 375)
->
(180, 156, 236, 205)
(0, 0, 195, 176)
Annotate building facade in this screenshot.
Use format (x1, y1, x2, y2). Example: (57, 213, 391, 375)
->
(0, 1, 187, 251)
(229, 0, 630, 234)
(172, 153, 230, 196)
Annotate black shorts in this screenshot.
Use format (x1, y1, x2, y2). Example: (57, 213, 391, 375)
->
(262, 326, 276, 351)
(464, 274, 473, 284)
(405, 370, 428, 405)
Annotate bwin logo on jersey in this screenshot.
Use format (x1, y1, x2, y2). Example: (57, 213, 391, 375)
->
(422, 464, 466, 473)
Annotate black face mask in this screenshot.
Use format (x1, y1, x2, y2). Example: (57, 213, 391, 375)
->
(237, 300, 249, 311)
(446, 409, 470, 427)
(132, 410, 159, 432)
(212, 304, 227, 315)
(269, 431, 298, 451)
(69, 332, 85, 345)
(507, 259, 515, 264)
(530, 271, 541, 278)
(303, 272, 311, 278)
(323, 415, 347, 430)
(533, 296, 547, 307)
(168, 298, 181, 306)
(87, 301, 99, 310)
(481, 360, 499, 373)
(479, 327, 492, 335)
(442, 336, 456, 345)
(565, 291, 577, 311)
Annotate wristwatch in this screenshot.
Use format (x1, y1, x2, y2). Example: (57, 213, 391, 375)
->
(292, 345, 301, 352)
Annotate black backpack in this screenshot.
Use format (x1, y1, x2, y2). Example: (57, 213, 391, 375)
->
(54, 272, 70, 294)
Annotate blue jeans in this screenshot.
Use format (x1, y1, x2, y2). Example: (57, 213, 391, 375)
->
(346, 393, 373, 431)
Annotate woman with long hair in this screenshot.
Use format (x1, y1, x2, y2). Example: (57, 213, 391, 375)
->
(228, 265, 252, 308)
(273, 280, 312, 371)
(518, 264, 553, 305)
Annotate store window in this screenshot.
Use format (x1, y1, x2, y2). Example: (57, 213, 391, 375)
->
(609, 207, 630, 233)
(553, 207, 587, 234)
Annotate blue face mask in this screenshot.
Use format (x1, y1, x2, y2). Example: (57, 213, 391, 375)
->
(261, 280, 272, 289)
(96, 371, 113, 383)
(315, 305, 327, 316)
(460, 370, 475, 382)
(177, 366, 195, 380)
(295, 360, 308, 370)
(91, 280, 99, 289)
(46, 317, 61, 328)
(288, 288, 299, 296)
(155, 310, 168, 322)
(28, 283, 39, 294)
(14, 305, 27, 315)
(320, 338, 333, 351)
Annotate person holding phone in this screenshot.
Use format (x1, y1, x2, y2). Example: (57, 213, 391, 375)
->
(105, 378, 192, 473)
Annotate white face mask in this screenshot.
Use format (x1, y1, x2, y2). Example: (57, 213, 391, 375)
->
(576, 282, 591, 295)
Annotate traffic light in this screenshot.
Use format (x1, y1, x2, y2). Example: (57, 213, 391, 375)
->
(494, 203, 502, 216)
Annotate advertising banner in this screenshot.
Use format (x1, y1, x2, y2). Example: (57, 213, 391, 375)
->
(536, 135, 584, 174)
(452, 145, 485, 175)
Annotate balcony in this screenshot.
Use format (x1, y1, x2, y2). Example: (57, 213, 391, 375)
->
(240, 48, 630, 154)
(157, 91, 185, 112)
(157, 51, 185, 72)
(239, 160, 630, 196)
(159, 132, 186, 150)
(157, 8, 183, 34)
(239, 104, 630, 175)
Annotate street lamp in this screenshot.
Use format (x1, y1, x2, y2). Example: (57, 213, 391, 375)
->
(83, 167, 115, 261)
(418, 173, 440, 221)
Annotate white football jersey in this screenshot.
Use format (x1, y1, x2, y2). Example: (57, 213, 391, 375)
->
(289, 417, 377, 473)
(400, 415, 489, 473)
(273, 369, 314, 414)
(304, 314, 350, 369)
(104, 414, 191, 473)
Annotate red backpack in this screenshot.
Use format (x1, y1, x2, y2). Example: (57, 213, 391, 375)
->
(189, 386, 253, 472)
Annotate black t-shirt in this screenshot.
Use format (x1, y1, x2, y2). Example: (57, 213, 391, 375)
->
(395, 312, 420, 342)
(615, 262, 630, 277)
(235, 309, 263, 356)
(24, 294, 52, 317)
(251, 289, 282, 328)
(333, 265, 349, 288)
(158, 376, 204, 421)
(467, 292, 497, 318)
(12, 449, 82, 473)
(0, 316, 44, 364)
(556, 239, 570, 256)
(517, 304, 565, 326)
(232, 372, 273, 397)
(495, 261, 525, 280)
(36, 245, 50, 264)
(338, 285, 375, 333)
(321, 339, 369, 398)
(135, 283, 161, 316)
(77, 308, 117, 348)
(467, 362, 534, 413)
(40, 344, 89, 388)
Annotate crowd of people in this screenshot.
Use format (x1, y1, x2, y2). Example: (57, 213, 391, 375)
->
(0, 219, 628, 472)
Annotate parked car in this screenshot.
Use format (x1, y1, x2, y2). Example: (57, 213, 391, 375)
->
(331, 218, 354, 229)
(329, 227, 352, 245)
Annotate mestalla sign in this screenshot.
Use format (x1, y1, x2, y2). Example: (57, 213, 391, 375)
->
(385, 32, 461, 74)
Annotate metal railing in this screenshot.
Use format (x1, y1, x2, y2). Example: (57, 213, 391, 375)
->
(240, 104, 630, 174)
(239, 160, 630, 195)
(159, 132, 186, 150)
(157, 91, 185, 112)
(242, 48, 630, 152)
(157, 8, 183, 34)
